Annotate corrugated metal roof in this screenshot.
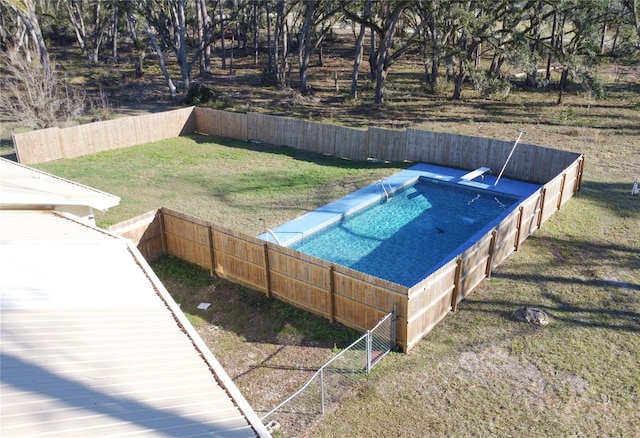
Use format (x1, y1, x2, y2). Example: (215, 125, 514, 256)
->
(0, 157, 120, 211)
(0, 210, 269, 437)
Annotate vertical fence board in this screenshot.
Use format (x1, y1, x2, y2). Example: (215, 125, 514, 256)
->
(301, 120, 338, 155)
(267, 244, 332, 317)
(518, 190, 543, 245)
(247, 112, 277, 145)
(162, 209, 212, 269)
(107, 209, 164, 261)
(194, 107, 248, 140)
(455, 233, 494, 305)
(406, 129, 436, 163)
(539, 173, 565, 224)
(13, 127, 63, 164)
(560, 156, 583, 207)
(210, 222, 269, 292)
(367, 127, 407, 162)
(405, 259, 457, 350)
(334, 125, 368, 159)
(490, 208, 521, 269)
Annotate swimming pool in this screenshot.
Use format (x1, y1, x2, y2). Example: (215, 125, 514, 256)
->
(259, 163, 541, 287)
(290, 178, 518, 286)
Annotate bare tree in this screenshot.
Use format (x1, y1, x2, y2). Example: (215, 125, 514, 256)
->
(0, 51, 85, 128)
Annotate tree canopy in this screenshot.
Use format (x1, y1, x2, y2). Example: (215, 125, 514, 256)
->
(1, 0, 638, 112)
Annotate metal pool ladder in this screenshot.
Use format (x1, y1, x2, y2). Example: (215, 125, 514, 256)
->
(265, 228, 282, 245)
(380, 179, 393, 201)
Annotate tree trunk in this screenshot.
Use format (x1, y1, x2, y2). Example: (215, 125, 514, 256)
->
(299, 0, 317, 94)
(65, 0, 88, 60)
(9, 0, 50, 71)
(144, 22, 176, 97)
(267, 2, 273, 73)
(452, 62, 465, 100)
(196, 0, 210, 74)
(90, 1, 102, 63)
(176, 0, 189, 90)
(546, 13, 557, 80)
(253, 2, 259, 65)
(219, 0, 226, 69)
(112, 5, 118, 64)
(557, 66, 569, 104)
(369, 27, 376, 80)
(350, 0, 371, 98)
(275, 0, 288, 87)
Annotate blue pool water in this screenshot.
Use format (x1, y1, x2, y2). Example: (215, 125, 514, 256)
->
(290, 178, 518, 287)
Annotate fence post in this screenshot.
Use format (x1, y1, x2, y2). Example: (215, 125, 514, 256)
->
(208, 226, 216, 278)
(391, 303, 398, 350)
(451, 258, 463, 312)
(328, 266, 335, 323)
(263, 243, 272, 298)
(366, 329, 372, 374)
(557, 173, 567, 209)
(159, 208, 168, 256)
(486, 230, 497, 278)
(320, 368, 325, 416)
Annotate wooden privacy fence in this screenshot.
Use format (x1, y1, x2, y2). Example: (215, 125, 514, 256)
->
(13, 107, 196, 164)
(23, 106, 584, 351)
(111, 151, 582, 352)
(14, 107, 583, 188)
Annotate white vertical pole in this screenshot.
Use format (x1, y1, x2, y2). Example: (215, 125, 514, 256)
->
(494, 130, 526, 187)
(320, 368, 325, 416)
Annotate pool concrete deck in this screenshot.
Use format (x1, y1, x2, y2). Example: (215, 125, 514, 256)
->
(258, 163, 541, 246)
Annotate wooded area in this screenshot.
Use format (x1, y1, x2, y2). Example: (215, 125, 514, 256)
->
(1, 0, 639, 129)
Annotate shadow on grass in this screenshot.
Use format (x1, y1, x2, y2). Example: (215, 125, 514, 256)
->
(187, 133, 408, 171)
(464, 294, 640, 333)
(151, 256, 362, 349)
(577, 180, 640, 218)
(469, 233, 640, 332)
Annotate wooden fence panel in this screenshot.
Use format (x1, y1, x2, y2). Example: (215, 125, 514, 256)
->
(211, 223, 269, 293)
(455, 233, 494, 305)
(301, 120, 338, 155)
(406, 129, 437, 163)
(267, 244, 332, 317)
(405, 259, 457, 351)
(332, 265, 408, 348)
(272, 116, 305, 149)
(133, 107, 196, 146)
(162, 209, 212, 270)
(334, 125, 368, 160)
(194, 107, 247, 140)
(464, 136, 493, 171)
(13, 127, 63, 164)
(559, 156, 584, 207)
(247, 112, 277, 145)
(107, 209, 164, 261)
(491, 208, 521, 270)
(60, 117, 137, 158)
(367, 127, 407, 162)
(518, 190, 543, 245)
(539, 173, 565, 224)
(285, 118, 306, 149)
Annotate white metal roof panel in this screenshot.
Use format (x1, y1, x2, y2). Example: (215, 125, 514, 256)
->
(0, 157, 120, 211)
(0, 211, 267, 437)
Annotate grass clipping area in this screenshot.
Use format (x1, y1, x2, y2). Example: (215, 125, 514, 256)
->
(36, 116, 639, 435)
